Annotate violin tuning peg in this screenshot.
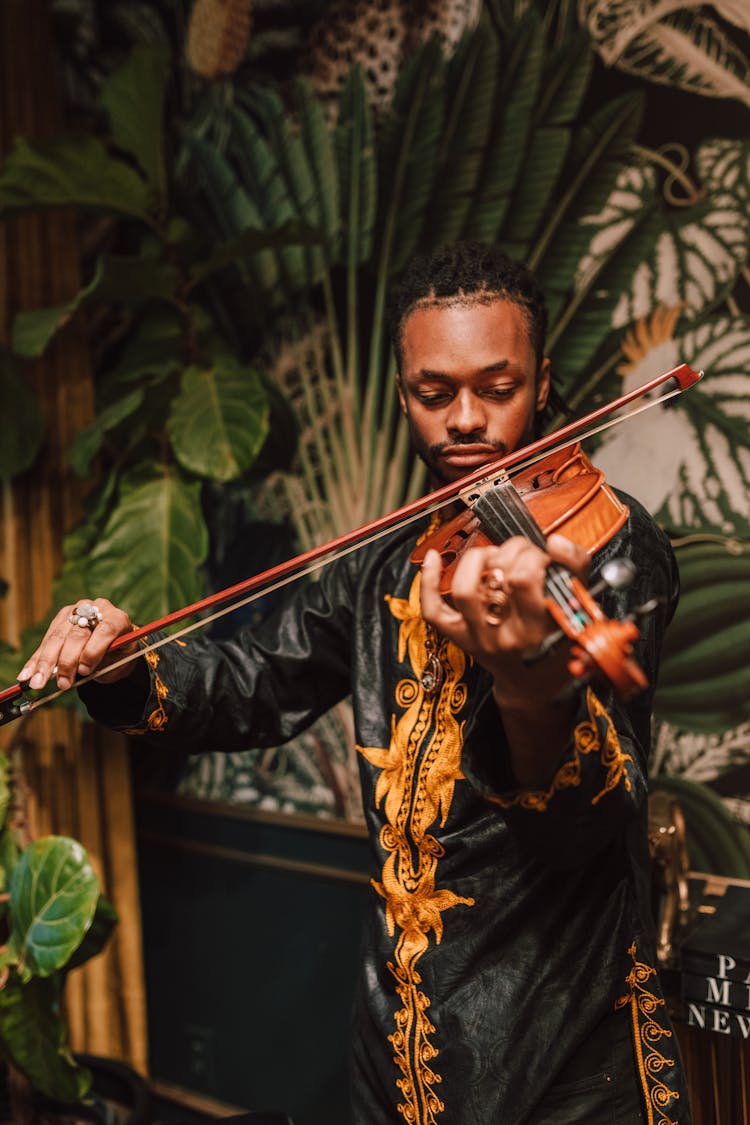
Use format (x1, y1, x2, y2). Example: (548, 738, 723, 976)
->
(589, 557, 637, 598)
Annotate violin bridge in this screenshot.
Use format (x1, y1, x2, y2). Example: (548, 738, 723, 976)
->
(457, 468, 511, 508)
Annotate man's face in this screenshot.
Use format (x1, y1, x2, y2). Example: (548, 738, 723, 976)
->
(397, 297, 551, 485)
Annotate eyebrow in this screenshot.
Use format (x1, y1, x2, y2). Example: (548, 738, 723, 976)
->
(413, 360, 512, 380)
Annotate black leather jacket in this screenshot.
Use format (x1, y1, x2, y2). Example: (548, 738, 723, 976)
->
(82, 491, 689, 1125)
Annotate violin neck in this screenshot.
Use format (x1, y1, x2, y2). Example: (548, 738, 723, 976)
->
(470, 481, 588, 630)
(469, 477, 548, 551)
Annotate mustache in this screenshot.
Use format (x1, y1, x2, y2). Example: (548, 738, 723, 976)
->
(429, 435, 507, 456)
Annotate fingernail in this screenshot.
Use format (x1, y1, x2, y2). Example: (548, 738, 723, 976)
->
(57, 675, 71, 689)
(30, 672, 44, 689)
(78, 665, 90, 676)
(18, 667, 31, 682)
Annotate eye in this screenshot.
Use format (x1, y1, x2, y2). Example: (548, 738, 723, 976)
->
(416, 390, 452, 406)
(484, 386, 515, 400)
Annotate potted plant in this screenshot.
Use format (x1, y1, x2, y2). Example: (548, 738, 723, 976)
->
(0, 749, 118, 1122)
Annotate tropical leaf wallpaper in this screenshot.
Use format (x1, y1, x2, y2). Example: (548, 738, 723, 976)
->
(1, 0, 749, 870)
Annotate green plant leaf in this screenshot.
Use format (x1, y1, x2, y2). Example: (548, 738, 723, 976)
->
(589, 173, 746, 328)
(69, 388, 145, 478)
(534, 91, 645, 327)
(0, 135, 155, 220)
(67, 894, 118, 972)
(226, 104, 314, 296)
(12, 254, 181, 358)
(0, 348, 45, 478)
(96, 306, 190, 407)
(9, 837, 100, 978)
(240, 85, 329, 286)
(180, 130, 283, 301)
(583, 5, 750, 106)
(499, 126, 570, 261)
(545, 162, 657, 386)
(539, 30, 594, 126)
(377, 38, 446, 275)
(293, 78, 343, 264)
(100, 44, 170, 205)
(465, 10, 544, 244)
(423, 21, 499, 247)
(188, 220, 320, 288)
(335, 67, 377, 267)
(0, 974, 91, 1102)
(696, 137, 750, 204)
(86, 465, 209, 623)
(0, 824, 21, 895)
(168, 354, 269, 481)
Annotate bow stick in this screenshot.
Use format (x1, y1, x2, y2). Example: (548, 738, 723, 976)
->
(0, 362, 702, 724)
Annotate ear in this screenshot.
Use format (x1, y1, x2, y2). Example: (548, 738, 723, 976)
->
(535, 358, 551, 412)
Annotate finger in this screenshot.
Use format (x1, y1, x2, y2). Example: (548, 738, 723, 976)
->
(450, 546, 504, 619)
(17, 604, 81, 690)
(500, 539, 550, 599)
(546, 534, 590, 583)
(76, 599, 132, 676)
(18, 599, 133, 691)
(420, 549, 465, 633)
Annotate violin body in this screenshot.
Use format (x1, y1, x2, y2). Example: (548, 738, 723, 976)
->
(411, 442, 648, 699)
(411, 444, 628, 596)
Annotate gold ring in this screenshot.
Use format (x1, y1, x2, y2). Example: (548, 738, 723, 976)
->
(479, 567, 510, 626)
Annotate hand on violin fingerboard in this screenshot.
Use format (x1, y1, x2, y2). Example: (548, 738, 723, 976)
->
(420, 534, 591, 785)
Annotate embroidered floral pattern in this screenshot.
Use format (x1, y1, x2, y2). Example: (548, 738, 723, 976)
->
(615, 941, 680, 1125)
(358, 571, 474, 1124)
(487, 687, 632, 811)
(126, 640, 169, 734)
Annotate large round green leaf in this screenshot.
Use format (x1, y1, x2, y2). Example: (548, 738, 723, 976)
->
(9, 837, 100, 978)
(86, 465, 209, 623)
(0, 135, 155, 220)
(167, 355, 269, 482)
(100, 44, 170, 205)
(0, 974, 90, 1101)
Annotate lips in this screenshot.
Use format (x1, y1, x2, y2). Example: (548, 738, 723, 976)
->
(438, 444, 504, 467)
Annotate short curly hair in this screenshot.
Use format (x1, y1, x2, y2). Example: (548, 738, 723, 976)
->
(387, 241, 548, 372)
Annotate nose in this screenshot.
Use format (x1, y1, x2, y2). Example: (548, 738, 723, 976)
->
(447, 389, 487, 436)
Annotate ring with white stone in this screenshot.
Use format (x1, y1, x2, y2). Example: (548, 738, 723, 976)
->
(69, 602, 102, 631)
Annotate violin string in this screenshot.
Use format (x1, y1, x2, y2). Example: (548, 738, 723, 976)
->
(476, 481, 587, 630)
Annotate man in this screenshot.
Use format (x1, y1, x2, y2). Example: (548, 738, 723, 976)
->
(19, 242, 688, 1123)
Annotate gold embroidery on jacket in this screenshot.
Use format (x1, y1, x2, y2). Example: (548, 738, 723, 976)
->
(126, 641, 169, 734)
(487, 687, 632, 811)
(615, 941, 679, 1125)
(358, 571, 474, 1124)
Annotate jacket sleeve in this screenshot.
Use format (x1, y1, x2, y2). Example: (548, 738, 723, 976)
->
(78, 554, 358, 753)
(460, 496, 678, 867)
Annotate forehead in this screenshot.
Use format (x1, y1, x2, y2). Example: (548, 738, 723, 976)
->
(400, 297, 536, 375)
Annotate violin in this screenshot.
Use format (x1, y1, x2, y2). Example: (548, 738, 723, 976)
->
(412, 441, 647, 698)
(0, 362, 703, 724)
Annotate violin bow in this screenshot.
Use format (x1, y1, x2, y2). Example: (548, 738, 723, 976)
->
(0, 362, 702, 724)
